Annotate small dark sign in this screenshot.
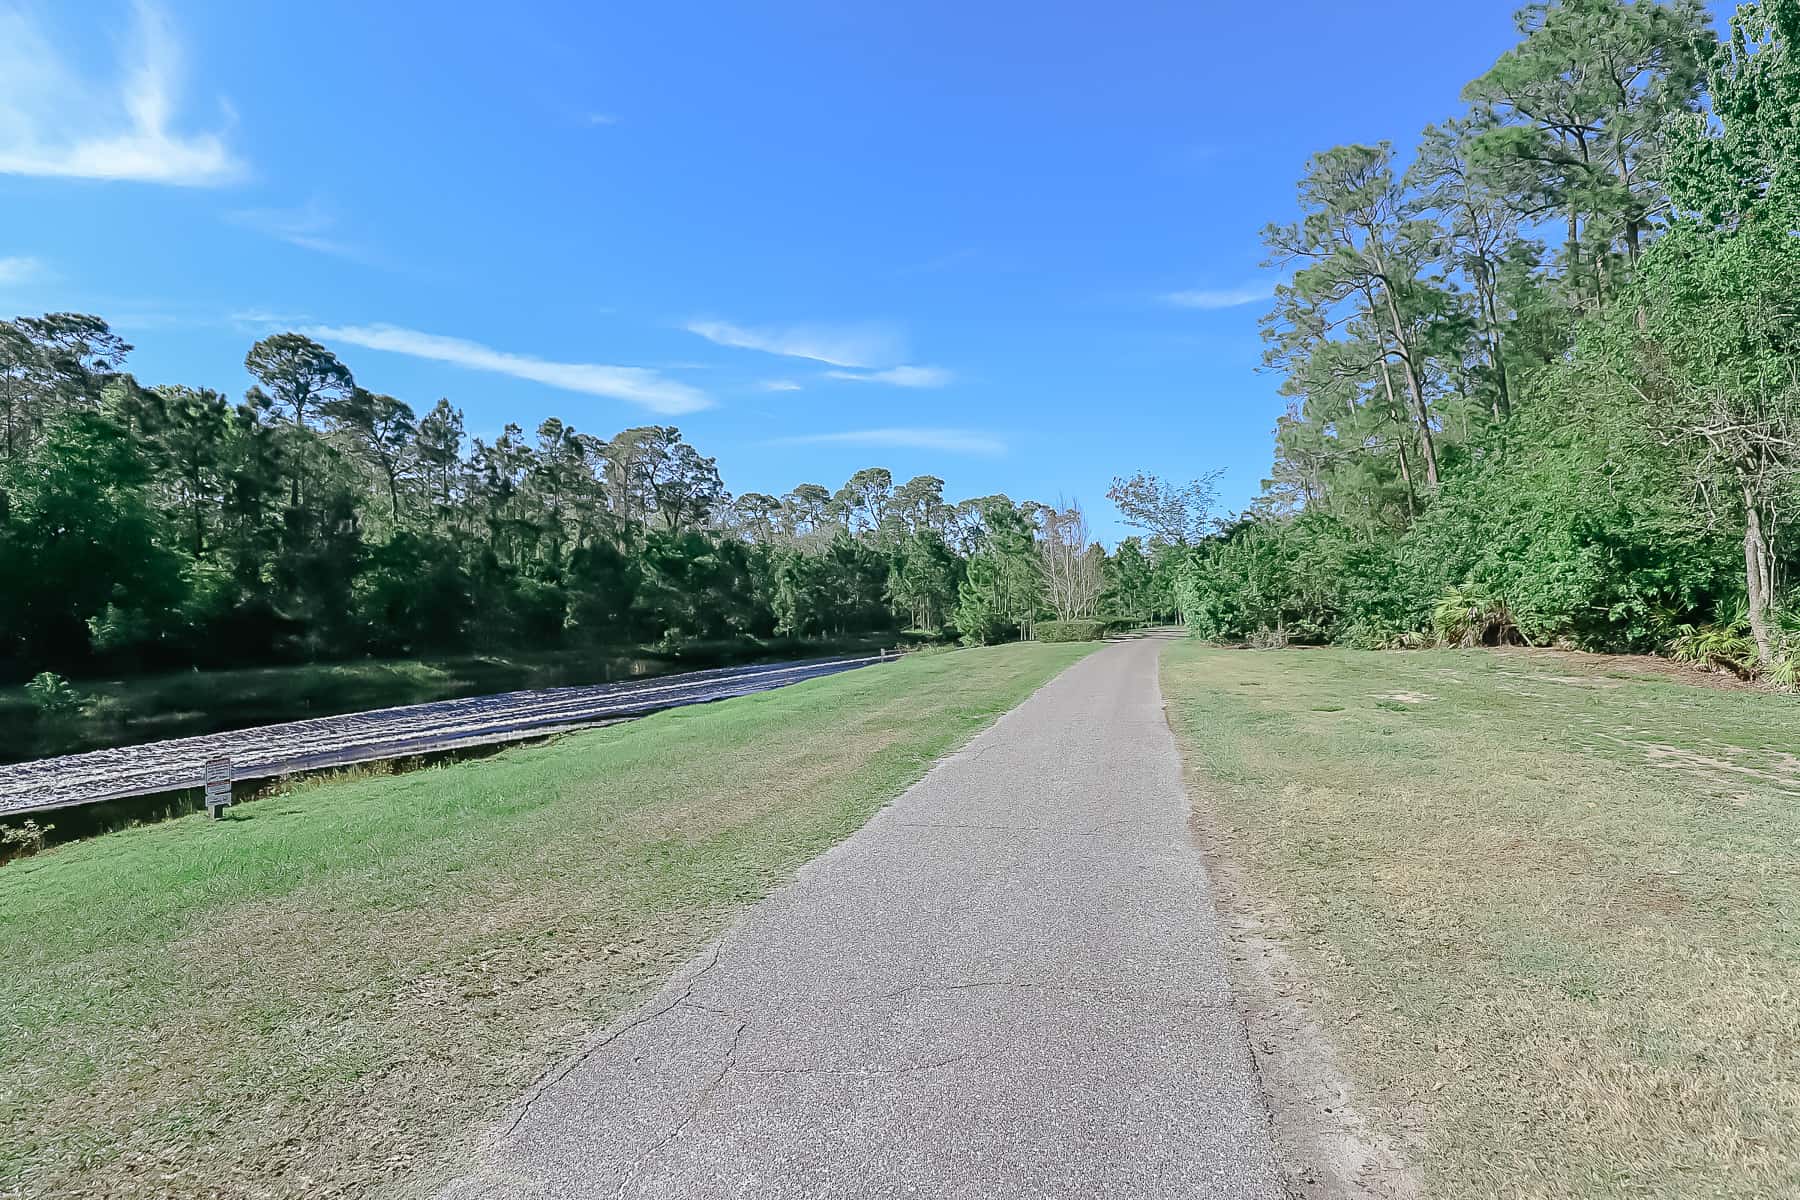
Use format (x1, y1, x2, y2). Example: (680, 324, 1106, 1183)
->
(204, 755, 233, 818)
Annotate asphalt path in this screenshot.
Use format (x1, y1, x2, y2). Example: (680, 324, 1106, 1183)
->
(443, 633, 1281, 1199)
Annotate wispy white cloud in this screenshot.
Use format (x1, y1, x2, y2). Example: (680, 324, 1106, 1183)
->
(1163, 282, 1269, 310)
(0, 255, 43, 285)
(823, 365, 952, 389)
(0, 1, 244, 186)
(586, 112, 620, 127)
(770, 428, 1005, 456)
(684, 318, 905, 369)
(227, 198, 375, 262)
(304, 323, 712, 415)
(230, 308, 312, 330)
(757, 379, 803, 392)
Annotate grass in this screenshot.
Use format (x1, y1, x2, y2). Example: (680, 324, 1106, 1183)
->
(0, 640, 1091, 1200)
(1162, 644, 1800, 1200)
(0, 632, 918, 764)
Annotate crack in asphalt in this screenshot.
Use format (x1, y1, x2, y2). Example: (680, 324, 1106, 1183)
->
(503, 941, 727, 1137)
(949, 742, 1003, 767)
(612, 1019, 749, 1199)
(678, 998, 737, 1019)
(605, 1026, 993, 1197)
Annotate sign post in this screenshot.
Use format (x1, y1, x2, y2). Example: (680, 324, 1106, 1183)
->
(204, 755, 234, 819)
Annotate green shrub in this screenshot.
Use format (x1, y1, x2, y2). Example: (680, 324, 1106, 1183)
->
(1669, 607, 1769, 679)
(1431, 584, 1526, 648)
(953, 607, 1015, 647)
(1035, 619, 1108, 642)
(1175, 513, 1420, 646)
(1668, 609, 1757, 676)
(0, 819, 54, 865)
(1775, 609, 1800, 690)
(1768, 654, 1798, 690)
(1667, 606, 1800, 686)
(24, 671, 84, 716)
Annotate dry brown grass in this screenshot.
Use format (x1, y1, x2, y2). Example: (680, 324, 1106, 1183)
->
(1164, 644, 1800, 1200)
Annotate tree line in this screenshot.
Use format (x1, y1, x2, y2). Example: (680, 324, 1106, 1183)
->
(0, 320, 1184, 682)
(1155, 0, 1799, 682)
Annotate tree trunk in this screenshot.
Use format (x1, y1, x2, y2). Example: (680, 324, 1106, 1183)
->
(1567, 207, 1584, 311)
(1376, 290, 1440, 488)
(1743, 484, 1778, 667)
(1379, 354, 1437, 491)
(1397, 447, 1416, 517)
(290, 405, 307, 511)
(1475, 261, 1511, 419)
(186, 465, 206, 558)
(1391, 410, 1417, 519)
(1614, 142, 1640, 268)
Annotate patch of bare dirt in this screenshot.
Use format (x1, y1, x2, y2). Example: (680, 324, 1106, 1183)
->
(1488, 646, 1764, 693)
(1176, 721, 1425, 1200)
(1586, 731, 1800, 797)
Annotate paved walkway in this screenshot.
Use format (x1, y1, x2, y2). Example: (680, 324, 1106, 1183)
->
(442, 634, 1281, 1199)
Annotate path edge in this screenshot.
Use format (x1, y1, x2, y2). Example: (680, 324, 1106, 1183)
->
(425, 641, 1103, 1199)
(1156, 642, 1426, 1200)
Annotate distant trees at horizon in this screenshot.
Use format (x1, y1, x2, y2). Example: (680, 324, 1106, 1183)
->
(0, 317, 1183, 681)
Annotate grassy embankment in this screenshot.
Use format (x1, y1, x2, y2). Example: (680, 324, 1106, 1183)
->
(0, 640, 1091, 1200)
(1164, 644, 1800, 1199)
(0, 632, 916, 764)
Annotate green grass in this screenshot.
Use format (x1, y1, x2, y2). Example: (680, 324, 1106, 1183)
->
(0, 632, 918, 763)
(1162, 644, 1800, 1200)
(0, 640, 1091, 1200)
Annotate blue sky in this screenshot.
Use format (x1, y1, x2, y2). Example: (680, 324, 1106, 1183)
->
(0, 1, 1549, 541)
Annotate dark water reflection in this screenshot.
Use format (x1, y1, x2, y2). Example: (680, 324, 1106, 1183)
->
(0, 637, 898, 765)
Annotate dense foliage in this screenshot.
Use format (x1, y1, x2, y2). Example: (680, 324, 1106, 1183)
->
(1162, 0, 1800, 680)
(1033, 620, 1110, 643)
(0, 320, 1191, 680)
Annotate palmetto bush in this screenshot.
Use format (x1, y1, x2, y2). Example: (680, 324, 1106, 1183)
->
(1431, 584, 1527, 648)
(1665, 604, 1798, 683)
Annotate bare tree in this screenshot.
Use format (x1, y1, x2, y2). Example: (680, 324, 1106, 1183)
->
(1039, 502, 1104, 620)
(1106, 470, 1222, 545)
